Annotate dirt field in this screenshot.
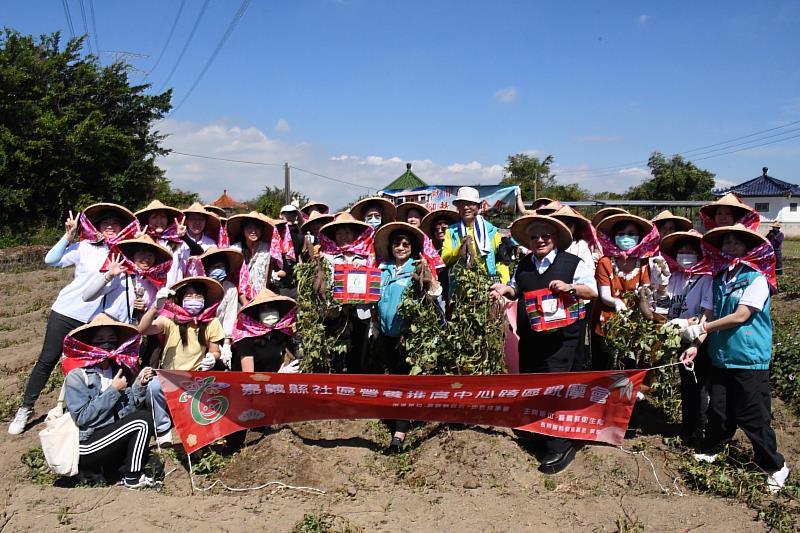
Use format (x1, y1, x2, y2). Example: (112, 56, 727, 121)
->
(0, 267, 797, 532)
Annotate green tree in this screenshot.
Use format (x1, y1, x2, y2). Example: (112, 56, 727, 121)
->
(500, 153, 589, 202)
(247, 186, 308, 218)
(626, 152, 716, 201)
(0, 30, 173, 236)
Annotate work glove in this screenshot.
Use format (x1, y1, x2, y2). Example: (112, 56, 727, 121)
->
(197, 353, 217, 371)
(681, 323, 706, 343)
(613, 299, 627, 312)
(652, 257, 671, 286)
(666, 318, 690, 330)
(278, 360, 300, 374)
(220, 344, 233, 369)
(155, 288, 175, 309)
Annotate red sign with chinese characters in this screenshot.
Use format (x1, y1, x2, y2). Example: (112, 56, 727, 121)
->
(157, 369, 648, 453)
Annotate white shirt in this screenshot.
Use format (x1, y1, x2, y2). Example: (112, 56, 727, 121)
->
(724, 268, 769, 311)
(509, 248, 598, 293)
(98, 366, 114, 392)
(666, 272, 713, 319)
(566, 239, 596, 273)
(85, 273, 158, 324)
(49, 239, 112, 322)
(216, 280, 240, 338)
(232, 241, 272, 293)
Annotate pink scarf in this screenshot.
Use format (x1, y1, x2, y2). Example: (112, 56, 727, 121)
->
(701, 209, 760, 232)
(61, 334, 141, 375)
(282, 224, 297, 262)
(161, 301, 221, 326)
(422, 234, 445, 273)
(101, 256, 172, 288)
(78, 214, 138, 246)
(146, 222, 183, 243)
(232, 308, 296, 343)
(598, 225, 660, 260)
(218, 224, 230, 248)
(663, 253, 713, 277)
(319, 227, 376, 266)
(702, 240, 777, 292)
(269, 227, 285, 269)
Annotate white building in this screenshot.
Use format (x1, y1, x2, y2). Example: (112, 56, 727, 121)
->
(716, 167, 800, 237)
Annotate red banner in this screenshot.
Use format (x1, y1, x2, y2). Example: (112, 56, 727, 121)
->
(157, 369, 648, 453)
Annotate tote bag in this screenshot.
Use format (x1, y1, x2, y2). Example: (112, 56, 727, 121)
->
(38, 370, 86, 476)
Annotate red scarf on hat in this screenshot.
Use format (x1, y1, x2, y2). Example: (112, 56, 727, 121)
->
(61, 334, 141, 375)
(598, 225, 660, 260)
(218, 224, 230, 248)
(318, 227, 376, 265)
(701, 240, 777, 292)
(232, 308, 296, 343)
(700, 209, 760, 232)
(269, 227, 285, 269)
(146, 222, 183, 243)
(100, 256, 172, 288)
(161, 300, 221, 326)
(78, 213, 138, 247)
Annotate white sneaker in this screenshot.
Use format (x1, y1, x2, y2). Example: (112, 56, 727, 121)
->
(693, 453, 718, 463)
(8, 407, 33, 435)
(155, 431, 173, 447)
(122, 474, 159, 490)
(766, 464, 790, 494)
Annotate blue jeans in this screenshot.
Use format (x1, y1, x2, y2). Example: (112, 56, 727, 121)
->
(147, 377, 172, 436)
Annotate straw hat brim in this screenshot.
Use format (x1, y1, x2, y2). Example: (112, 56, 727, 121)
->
(590, 207, 628, 226)
(68, 313, 138, 344)
(134, 201, 182, 224)
(659, 231, 702, 258)
(240, 288, 296, 317)
(226, 213, 274, 243)
(83, 203, 136, 226)
(702, 225, 767, 251)
(301, 213, 334, 231)
(116, 238, 173, 265)
(199, 247, 244, 274)
(319, 218, 370, 240)
(651, 211, 693, 231)
(596, 213, 654, 239)
(182, 204, 221, 235)
(349, 197, 397, 222)
(396, 202, 430, 222)
(169, 276, 225, 305)
(420, 209, 461, 237)
(699, 196, 753, 219)
(373, 222, 426, 260)
(203, 205, 227, 218)
(510, 215, 572, 251)
(300, 201, 330, 215)
(531, 198, 555, 209)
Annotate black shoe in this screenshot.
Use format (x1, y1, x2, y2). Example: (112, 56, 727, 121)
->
(388, 436, 403, 454)
(538, 446, 577, 475)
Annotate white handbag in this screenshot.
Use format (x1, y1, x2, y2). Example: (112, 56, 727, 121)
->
(38, 370, 86, 477)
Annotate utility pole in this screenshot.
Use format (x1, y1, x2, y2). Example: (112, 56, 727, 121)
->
(284, 162, 290, 204)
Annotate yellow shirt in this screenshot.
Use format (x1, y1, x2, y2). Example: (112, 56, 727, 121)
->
(156, 316, 225, 371)
(440, 224, 509, 283)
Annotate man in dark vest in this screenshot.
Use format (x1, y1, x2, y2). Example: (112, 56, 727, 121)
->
(491, 215, 598, 474)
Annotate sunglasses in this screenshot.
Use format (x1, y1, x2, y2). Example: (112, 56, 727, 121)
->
(392, 240, 412, 248)
(528, 233, 552, 242)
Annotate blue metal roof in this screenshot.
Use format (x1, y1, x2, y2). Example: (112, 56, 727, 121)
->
(716, 167, 800, 197)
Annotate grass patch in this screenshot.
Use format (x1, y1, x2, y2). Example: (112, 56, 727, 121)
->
(292, 509, 361, 533)
(782, 239, 800, 259)
(20, 447, 59, 486)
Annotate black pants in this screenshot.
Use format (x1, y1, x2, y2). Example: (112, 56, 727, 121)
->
(703, 367, 784, 472)
(590, 332, 610, 371)
(79, 410, 154, 478)
(678, 345, 709, 437)
(375, 334, 410, 435)
(22, 310, 84, 409)
(347, 315, 370, 374)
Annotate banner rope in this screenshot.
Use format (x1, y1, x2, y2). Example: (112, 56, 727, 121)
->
(618, 446, 683, 496)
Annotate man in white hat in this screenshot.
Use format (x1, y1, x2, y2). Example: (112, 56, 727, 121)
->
(440, 187, 510, 283)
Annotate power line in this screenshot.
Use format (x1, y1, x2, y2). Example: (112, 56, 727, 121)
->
(291, 166, 374, 191)
(61, 0, 76, 39)
(78, 0, 92, 55)
(557, 119, 800, 176)
(169, 0, 251, 115)
(692, 130, 800, 163)
(146, 0, 187, 78)
(158, 0, 211, 93)
(88, 0, 100, 57)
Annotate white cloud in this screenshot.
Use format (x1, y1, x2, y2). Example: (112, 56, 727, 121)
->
(638, 14, 651, 25)
(447, 161, 482, 172)
(618, 167, 651, 177)
(493, 87, 518, 104)
(714, 178, 737, 190)
(275, 118, 290, 133)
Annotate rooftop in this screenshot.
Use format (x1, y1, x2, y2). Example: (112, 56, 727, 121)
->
(715, 167, 800, 197)
(383, 163, 428, 191)
(211, 189, 247, 209)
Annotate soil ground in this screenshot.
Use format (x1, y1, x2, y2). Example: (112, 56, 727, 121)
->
(0, 266, 797, 532)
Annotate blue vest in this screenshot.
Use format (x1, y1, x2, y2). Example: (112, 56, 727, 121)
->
(708, 266, 772, 370)
(378, 258, 415, 337)
(448, 220, 499, 276)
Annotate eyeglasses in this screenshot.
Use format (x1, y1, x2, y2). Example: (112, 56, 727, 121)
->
(528, 233, 552, 242)
(392, 241, 411, 248)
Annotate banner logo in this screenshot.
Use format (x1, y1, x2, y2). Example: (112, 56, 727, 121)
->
(178, 376, 230, 426)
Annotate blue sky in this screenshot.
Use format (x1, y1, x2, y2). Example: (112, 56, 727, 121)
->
(6, 0, 800, 206)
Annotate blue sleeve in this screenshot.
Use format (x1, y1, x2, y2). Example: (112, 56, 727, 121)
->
(44, 237, 76, 266)
(64, 369, 122, 430)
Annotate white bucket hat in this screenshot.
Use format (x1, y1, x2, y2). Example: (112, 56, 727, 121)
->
(453, 186, 480, 204)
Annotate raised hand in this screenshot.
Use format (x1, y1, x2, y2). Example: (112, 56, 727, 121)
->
(64, 210, 78, 241)
(112, 369, 128, 391)
(135, 224, 149, 239)
(175, 216, 187, 237)
(106, 253, 126, 277)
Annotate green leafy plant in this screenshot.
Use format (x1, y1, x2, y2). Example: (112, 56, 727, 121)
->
(771, 313, 800, 415)
(292, 509, 361, 533)
(20, 447, 59, 486)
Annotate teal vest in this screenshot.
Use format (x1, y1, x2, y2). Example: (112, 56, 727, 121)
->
(448, 220, 499, 276)
(708, 266, 772, 370)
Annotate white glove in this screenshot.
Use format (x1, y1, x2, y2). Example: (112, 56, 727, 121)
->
(271, 270, 281, 283)
(220, 344, 233, 369)
(278, 360, 300, 374)
(197, 353, 217, 371)
(155, 288, 175, 308)
(681, 323, 706, 343)
(667, 318, 690, 330)
(652, 258, 671, 286)
(613, 299, 627, 312)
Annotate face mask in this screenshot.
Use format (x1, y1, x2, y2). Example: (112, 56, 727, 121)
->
(259, 309, 280, 326)
(365, 214, 381, 229)
(208, 267, 227, 282)
(182, 298, 205, 316)
(615, 235, 639, 251)
(676, 253, 698, 267)
(96, 341, 117, 352)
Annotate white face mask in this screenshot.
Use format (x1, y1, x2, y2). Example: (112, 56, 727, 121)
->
(259, 309, 280, 326)
(676, 253, 698, 267)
